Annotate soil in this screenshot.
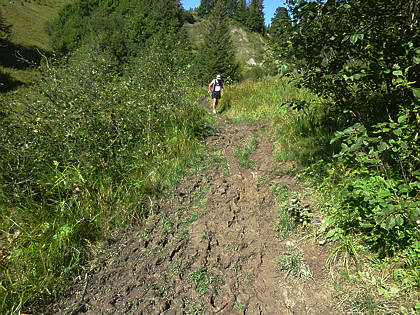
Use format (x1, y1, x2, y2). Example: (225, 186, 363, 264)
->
(47, 97, 339, 314)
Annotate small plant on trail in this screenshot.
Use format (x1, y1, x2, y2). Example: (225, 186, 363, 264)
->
(209, 151, 228, 169)
(277, 243, 311, 281)
(327, 235, 360, 271)
(182, 298, 206, 314)
(187, 268, 215, 295)
(275, 209, 293, 240)
(170, 261, 182, 276)
(234, 298, 246, 310)
(234, 136, 258, 168)
(182, 211, 200, 226)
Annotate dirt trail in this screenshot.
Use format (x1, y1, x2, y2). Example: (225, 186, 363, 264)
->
(49, 98, 338, 314)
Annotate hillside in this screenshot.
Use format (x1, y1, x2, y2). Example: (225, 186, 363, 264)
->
(0, 0, 67, 85)
(184, 18, 266, 73)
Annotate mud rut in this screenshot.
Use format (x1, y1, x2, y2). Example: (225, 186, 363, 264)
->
(49, 98, 338, 314)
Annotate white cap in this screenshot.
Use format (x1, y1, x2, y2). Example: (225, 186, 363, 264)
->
(216, 74, 221, 80)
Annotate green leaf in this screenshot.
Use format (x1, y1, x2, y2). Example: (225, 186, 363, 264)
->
(378, 141, 388, 152)
(384, 205, 395, 215)
(397, 115, 408, 123)
(412, 87, 420, 98)
(392, 70, 403, 76)
(413, 56, 420, 64)
(394, 214, 404, 226)
(342, 35, 349, 43)
(393, 128, 402, 136)
(350, 137, 363, 151)
(382, 216, 396, 231)
(360, 222, 373, 229)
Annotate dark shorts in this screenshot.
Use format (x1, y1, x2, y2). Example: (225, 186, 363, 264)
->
(212, 91, 221, 99)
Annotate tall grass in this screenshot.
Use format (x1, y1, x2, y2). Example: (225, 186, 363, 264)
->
(222, 74, 339, 164)
(0, 43, 206, 313)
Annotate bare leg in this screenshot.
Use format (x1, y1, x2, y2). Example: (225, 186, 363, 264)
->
(213, 98, 217, 113)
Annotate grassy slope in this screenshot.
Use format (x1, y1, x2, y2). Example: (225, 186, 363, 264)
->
(184, 18, 266, 70)
(0, 0, 62, 50)
(0, 0, 67, 83)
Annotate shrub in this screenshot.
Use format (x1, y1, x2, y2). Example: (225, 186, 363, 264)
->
(0, 42, 204, 313)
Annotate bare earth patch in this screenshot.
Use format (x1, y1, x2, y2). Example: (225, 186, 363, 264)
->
(47, 98, 340, 314)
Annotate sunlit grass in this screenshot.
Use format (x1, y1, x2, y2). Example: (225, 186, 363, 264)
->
(221, 74, 335, 165)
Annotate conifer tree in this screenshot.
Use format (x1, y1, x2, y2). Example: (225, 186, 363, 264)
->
(197, 0, 239, 83)
(197, 0, 214, 17)
(265, 6, 293, 74)
(246, 0, 264, 34)
(270, 7, 291, 42)
(225, 0, 236, 17)
(233, 0, 248, 25)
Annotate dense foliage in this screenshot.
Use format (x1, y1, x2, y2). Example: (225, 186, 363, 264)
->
(197, 0, 265, 35)
(267, 0, 419, 263)
(0, 40, 205, 313)
(46, 0, 186, 61)
(265, 6, 293, 75)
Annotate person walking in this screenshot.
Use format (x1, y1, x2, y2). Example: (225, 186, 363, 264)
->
(208, 74, 224, 114)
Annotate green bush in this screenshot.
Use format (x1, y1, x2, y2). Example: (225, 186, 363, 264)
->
(324, 106, 420, 256)
(0, 42, 204, 313)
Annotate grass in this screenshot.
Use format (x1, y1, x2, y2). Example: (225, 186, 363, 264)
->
(208, 151, 228, 169)
(234, 136, 258, 168)
(0, 0, 65, 50)
(221, 74, 336, 165)
(277, 243, 311, 281)
(271, 183, 294, 240)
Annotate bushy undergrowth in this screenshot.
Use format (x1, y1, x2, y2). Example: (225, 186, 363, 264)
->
(0, 43, 205, 313)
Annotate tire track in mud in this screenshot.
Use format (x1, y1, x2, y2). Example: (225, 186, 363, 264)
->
(48, 98, 338, 314)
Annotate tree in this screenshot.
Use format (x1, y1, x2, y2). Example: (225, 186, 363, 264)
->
(270, 7, 291, 43)
(233, 0, 248, 25)
(265, 6, 293, 74)
(225, 0, 236, 17)
(47, 0, 185, 61)
(287, 0, 418, 125)
(197, 0, 214, 17)
(246, 0, 264, 34)
(197, 0, 239, 83)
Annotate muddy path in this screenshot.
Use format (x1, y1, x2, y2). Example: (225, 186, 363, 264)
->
(48, 98, 339, 314)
